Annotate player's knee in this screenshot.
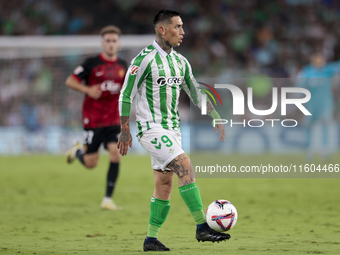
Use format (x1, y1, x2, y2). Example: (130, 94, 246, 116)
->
(161, 178, 173, 194)
(109, 154, 120, 163)
(84, 155, 99, 169)
(163, 179, 173, 188)
(163, 185, 172, 197)
(85, 163, 97, 169)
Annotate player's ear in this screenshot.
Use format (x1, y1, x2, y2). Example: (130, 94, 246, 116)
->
(157, 25, 166, 36)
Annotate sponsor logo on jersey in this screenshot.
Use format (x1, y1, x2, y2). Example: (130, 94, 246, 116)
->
(100, 80, 121, 93)
(74, 66, 84, 75)
(131, 65, 139, 75)
(156, 76, 183, 86)
(157, 77, 167, 86)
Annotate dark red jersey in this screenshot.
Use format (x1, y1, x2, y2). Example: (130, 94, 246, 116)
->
(71, 54, 127, 128)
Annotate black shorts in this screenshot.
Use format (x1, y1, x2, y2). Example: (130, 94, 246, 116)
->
(82, 125, 121, 154)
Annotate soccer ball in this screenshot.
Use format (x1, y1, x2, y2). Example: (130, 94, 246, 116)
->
(205, 200, 238, 232)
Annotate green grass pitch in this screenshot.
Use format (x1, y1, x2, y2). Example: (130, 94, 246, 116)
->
(1, 154, 340, 254)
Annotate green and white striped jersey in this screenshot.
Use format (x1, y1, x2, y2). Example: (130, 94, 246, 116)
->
(119, 40, 203, 136)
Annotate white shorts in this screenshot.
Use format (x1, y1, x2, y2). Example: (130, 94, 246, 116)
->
(139, 128, 185, 171)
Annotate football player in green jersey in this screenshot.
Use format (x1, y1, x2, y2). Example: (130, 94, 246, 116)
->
(118, 9, 227, 251)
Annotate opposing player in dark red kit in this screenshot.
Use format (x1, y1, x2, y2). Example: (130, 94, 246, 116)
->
(65, 25, 127, 210)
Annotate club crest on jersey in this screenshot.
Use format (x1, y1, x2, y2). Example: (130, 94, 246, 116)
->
(177, 61, 183, 71)
(130, 65, 139, 75)
(156, 76, 183, 86)
(95, 71, 104, 77)
(119, 68, 125, 78)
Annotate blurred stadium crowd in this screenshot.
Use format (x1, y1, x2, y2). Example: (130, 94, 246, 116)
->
(1, 0, 340, 130)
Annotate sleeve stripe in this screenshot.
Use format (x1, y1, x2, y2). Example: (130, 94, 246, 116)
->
(71, 73, 82, 82)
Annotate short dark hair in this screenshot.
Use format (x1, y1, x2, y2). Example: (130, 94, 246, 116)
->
(153, 9, 180, 27)
(100, 25, 121, 37)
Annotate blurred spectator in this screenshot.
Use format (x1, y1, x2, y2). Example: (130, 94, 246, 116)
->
(1, 0, 340, 77)
(1, 0, 340, 128)
(20, 97, 41, 131)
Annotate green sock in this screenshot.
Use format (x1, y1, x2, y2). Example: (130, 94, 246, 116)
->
(147, 196, 171, 238)
(178, 182, 206, 225)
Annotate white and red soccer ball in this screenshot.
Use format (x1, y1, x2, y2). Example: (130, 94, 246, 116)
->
(205, 200, 238, 232)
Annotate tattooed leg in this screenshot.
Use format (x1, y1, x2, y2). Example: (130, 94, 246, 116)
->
(167, 153, 195, 187)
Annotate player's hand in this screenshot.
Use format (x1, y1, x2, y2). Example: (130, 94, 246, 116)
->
(86, 85, 102, 99)
(214, 123, 225, 142)
(117, 131, 133, 156)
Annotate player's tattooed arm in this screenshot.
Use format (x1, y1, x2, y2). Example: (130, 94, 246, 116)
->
(167, 154, 195, 186)
(207, 101, 215, 117)
(117, 116, 132, 156)
(120, 116, 130, 142)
